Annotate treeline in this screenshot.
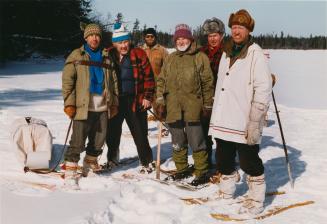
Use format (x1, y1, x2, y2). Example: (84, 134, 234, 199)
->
(135, 30, 327, 50)
(0, 0, 326, 64)
(0, 0, 96, 62)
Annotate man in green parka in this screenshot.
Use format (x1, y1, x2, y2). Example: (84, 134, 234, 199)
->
(62, 23, 118, 188)
(155, 24, 214, 186)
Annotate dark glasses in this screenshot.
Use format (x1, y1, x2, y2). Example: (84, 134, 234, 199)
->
(145, 34, 155, 39)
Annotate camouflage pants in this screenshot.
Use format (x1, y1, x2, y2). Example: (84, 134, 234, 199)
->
(168, 120, 208, 177)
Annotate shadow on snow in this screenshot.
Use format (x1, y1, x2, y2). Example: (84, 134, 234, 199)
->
(236, 134, 306, 207)
(0, 60, 64, 77)
(0, 88, 62, 109)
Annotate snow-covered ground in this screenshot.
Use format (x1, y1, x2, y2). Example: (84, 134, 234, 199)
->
(0, 50, 327, 224)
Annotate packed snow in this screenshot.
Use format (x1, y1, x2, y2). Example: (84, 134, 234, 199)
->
(0, 50, 327, 224)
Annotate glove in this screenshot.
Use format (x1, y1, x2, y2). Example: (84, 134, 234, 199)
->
(154, 104, 167, 121)
(245, 102, 268, 145)
(64, 106, 76, 119)
(201, 107, 212, 119)
(109, 105, 119, 119)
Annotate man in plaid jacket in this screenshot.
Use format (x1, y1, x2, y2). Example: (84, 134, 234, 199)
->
(104, 23, 155, 174)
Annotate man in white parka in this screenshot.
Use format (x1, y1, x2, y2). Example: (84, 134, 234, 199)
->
(209, 9, 272, 215)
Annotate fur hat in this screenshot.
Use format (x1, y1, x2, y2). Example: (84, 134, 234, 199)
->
(143, 28, 157, 38)
(112, 23, 130, 43)
(202, 17, 225, 35)
(173, 24, 193, 42)
(228, 9, 255, 32)
(84, 23, 102, 39)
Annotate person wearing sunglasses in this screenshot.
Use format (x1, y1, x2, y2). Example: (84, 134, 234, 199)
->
(141, 28, 168, 78)
(141, 28, 169, 136)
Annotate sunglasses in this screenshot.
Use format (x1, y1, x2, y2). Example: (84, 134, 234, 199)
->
(145, 34, 155, 39)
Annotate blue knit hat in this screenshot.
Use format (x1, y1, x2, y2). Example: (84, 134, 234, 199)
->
(112, 23, 130, 43)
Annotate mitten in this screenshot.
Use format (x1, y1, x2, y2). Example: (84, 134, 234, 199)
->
(64, 106, 76, 119)
(245, 102, 268, 145)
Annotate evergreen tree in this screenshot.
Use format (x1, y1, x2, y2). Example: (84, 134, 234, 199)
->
(0, 0, 93, 60)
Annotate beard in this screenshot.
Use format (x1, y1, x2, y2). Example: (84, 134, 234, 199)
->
(176, 43, 191, 52)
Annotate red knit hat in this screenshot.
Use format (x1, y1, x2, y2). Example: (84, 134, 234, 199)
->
(173, 24, 194, 42)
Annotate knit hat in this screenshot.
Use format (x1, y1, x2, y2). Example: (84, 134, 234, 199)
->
(143, 28, 157, 38)
(173, 24, 193, 42)
(202, 17, 225, 35)
(84, 23, 102, 39)
(228, 9, 255, 32)
(112, 23, 130, 43)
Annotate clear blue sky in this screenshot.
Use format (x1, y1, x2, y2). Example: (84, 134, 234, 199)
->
(92, 0, 327, 37)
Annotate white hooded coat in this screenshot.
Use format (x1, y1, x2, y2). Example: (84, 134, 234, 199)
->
(209, 43, 272, 144)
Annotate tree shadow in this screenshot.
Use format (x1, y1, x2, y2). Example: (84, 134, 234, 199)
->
(0, 60, 63, 77)
(0, 88, 62, 109)
(235, 135, 306, 207)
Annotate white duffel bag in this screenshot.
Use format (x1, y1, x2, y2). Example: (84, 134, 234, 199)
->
(11, 117, 53, 170)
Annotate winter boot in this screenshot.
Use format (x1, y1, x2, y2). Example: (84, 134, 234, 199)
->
(190, 172, 211, 186)
(218, 171, 240, 199)
(239, 174, 266, 215)
(82, 155, 101, 177)
(139, 161, 156, 174)
(101, 160, 119, 171)
(63, 161, 79, 189)
(164, 165, 194, 181)
(165, 169, 193, 181)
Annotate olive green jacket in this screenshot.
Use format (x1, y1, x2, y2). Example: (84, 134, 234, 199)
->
(156, 42, 214, 123)
(62, 45, 119, 120)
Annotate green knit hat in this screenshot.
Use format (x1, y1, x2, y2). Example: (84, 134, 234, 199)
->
(84, 23, 102, 39)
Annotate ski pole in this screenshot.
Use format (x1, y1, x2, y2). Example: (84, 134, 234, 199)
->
(148, 109, 169, 129)
(156, 122, 163, 179)
(271, 90, 294, 188)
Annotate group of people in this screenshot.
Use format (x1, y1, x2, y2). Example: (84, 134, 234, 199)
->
(62, 9, 272, 215)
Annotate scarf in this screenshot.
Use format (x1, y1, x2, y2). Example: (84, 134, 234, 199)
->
(200, 44, 223, 86)
(231, 43, 245, 58)
(84, 44, 104, 95)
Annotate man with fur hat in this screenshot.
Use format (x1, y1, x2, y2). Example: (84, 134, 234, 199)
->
(104, 23, 156, 174)
(209, 9, 272, 215)
(200, 17, 225, 169)
(155, 24, 214, 186)
(62, 23, 118, 188)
